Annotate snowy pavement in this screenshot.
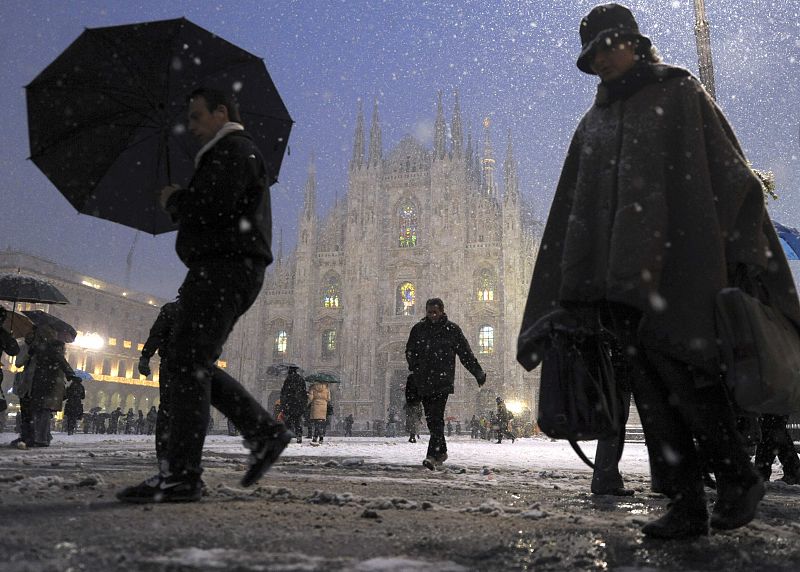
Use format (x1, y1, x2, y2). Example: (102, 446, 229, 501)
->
(1, 433, 800, 571)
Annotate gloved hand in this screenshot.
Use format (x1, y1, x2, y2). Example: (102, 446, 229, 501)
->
(138, 356, 152, 377)
(476, 371, 487, 387)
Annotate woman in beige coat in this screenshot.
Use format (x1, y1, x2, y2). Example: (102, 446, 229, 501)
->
(307, 382, 330, 444)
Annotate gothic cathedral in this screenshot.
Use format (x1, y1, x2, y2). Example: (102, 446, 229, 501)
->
(257, 93, 540, 425)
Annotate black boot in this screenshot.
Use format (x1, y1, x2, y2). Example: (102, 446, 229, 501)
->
(642, 498, 709, 539)
(710, 478, 765, 530)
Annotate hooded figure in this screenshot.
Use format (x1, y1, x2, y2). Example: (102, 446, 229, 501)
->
(280, 366, 307, 443)
(518, 3, 799, 540)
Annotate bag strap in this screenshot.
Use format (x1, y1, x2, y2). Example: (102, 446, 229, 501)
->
(569, 439, 596, 469)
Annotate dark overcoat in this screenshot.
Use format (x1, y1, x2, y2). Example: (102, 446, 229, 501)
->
(518, 65, 800, 373)
(405, 315, 484, 397)
(280, 372, 307, 417)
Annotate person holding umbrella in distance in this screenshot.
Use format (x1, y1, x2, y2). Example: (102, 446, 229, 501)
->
(116, 87, 293, 503)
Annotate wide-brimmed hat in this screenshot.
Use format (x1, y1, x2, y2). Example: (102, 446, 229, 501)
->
(576, 3, 652, 74)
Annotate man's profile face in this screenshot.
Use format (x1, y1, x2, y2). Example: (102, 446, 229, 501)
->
(188, 96, 228, 145)
(426, 304, 443, 323)
(590, 41, 637, 82)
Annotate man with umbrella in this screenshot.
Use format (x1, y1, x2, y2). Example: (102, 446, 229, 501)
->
(117, 87, 292, 503)
(279, 365, 306, 444)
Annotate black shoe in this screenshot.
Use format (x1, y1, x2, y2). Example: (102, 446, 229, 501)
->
(241, 428, 293, 487)
(319, 436, 323, 443)
(296, 436, 302, 444)
(642, 501, 709, 539)
(116, 473, 203, 504)
(422, 456, 437, 470)
(710, 478, 765, 530)
(409, 436, 416, 443)
(496, 440, 502, 444)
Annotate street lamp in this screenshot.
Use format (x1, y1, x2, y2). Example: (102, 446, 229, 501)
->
(72, 332, 105, 350)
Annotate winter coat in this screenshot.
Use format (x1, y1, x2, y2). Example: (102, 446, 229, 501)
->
(166, 131, 273, 267)
(63, 380, 85, 418)
(518, 64, 800, 374)
(496, 402, 513, 425)
(12, 342, 35, 398)
(280, 372, 307, 417)
(307, 383, 330, 421)
(141, 301, 179, 365)
(405, 314, 484, 397)
(29, 339, 74, 411)
(146, 408, 158, 425)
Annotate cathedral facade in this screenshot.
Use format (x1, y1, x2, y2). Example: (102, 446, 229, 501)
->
(254, 94, 540, 425)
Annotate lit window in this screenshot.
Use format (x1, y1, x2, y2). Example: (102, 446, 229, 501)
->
(322, 330, 336, 357)
(108, 338, 117, 346)
(396, 282, 416, 316)
(217, 360, 227, 368)
(398, 201, 418, 247)
(322, 273, 341, 308)
(477, 268, 496, 301)
(137, 343, 144, 351)
(123, 340, 132, 349)
(274, 330, 288, 355)
(478, 325, 494, 354)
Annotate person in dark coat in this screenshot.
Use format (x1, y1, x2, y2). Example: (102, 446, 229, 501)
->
(469, 415, 479, 439)
(406, 298, 486, 470)
(755, 414, 800, 485)
(28, 333, 76, 446)
(138, 300, 179, 469)
(280, 366, 307, 444)
(63, 377, 85, 435)
(494, 398, 516, 444)
(118, 87, 290, 503)
(344, 414, 354, 437)
(516, 4, 798, 539)
(124, 408, 135, 434)
(136, 410, 145, 434)
(145, 406, 158, 435)
(109, 407, 122, 434)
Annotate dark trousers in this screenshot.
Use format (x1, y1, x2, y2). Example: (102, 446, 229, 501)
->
(284, 410, 303, 437)
(755, 414, 800, 480)
(155, 364, 173, 462)
(422, 392, 449, 459)
(592, 390, 631, 492)
(606, 304, 756, 502)
(312, 420, 326, 440)
(18, 396, 34, 445)
(166, 260, 279, 479)
(65, 414, 79, 435)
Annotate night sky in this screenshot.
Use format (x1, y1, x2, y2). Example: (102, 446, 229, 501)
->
(1, 0, 798, 299)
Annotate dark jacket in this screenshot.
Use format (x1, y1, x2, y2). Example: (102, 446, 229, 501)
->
(167, 131, 272, 267)
(30, 338, 74, 410)
(280, 371, 307, 416)
(405, 314, 484, 397)
(64, 380, 85, 417)
(141, 301, 179, 364)
(518, 65, 800, 373)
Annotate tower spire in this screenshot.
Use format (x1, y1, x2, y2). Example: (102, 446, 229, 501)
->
(303, 153, 317, 221)
(451, 91, 463, 158)
(481, 117, 497, 198)
(351, 100, 365, 170)
(277, 227, 284, 262)
(433, 90, 446, 160)
(368, 98, 382, 167)
(503, 129, 519, 204)
(693, 0, 716, 99)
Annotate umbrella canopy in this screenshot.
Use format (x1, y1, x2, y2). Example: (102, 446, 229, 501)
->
(266, 362, 303, 377)
(305, 372, 341, 384)
(775, 221, 800, 260)
(0, 273, 70, 305)
(22, 310, 77, 343)
(72, 369, 94, 382)
(2, 310, 34, 339)
(26, 17, 293, 235)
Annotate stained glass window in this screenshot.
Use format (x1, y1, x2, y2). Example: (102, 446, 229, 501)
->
(398, 202, 418, 247)
(477, 268, 496, 301)
(478, 325, 494, 354)
(322, 329, 337, 356)
(274, 330, 288, 356)
(323, 274, 341, 308)
(396, 282, 416, 316)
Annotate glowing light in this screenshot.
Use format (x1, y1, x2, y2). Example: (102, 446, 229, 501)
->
(72, 332, 105, 350)
(505, 400, 526, 415)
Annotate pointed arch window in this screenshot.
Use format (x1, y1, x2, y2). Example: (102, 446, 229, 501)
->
(396, 282, 416, 316)
(398, 201, 418, 247)
(322, 329, 337, 357)
(478, 325, 494, 355)
(322, 273, 341, 308)
(477, 268, 496, 301)
(274, 330, 288, 357)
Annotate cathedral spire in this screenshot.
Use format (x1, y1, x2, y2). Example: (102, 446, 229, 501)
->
(351, 100, 365, 170)
(465, 130, 474, 183)
(481, 117, 497, 198)
(277, 226, 284, 262)
(368, 98, 382, 168)
(433, 90, 446, 160)
(303, 153, 317, 221)
(450, 91, 463, 158)
(503, 129, 519, 205)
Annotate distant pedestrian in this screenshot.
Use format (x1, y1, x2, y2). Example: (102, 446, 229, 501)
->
(145, 406, 158, 435)
(469, 415, 479, 439)
(455, 421, 461, 436)
(307, 381, 330, 444)
(446, 420, 453, 437)
(494, 398, 515, 444)
(280, 366, 307, 444)
(344, 414, 354, 437)
(406, 298, 486, 470)
(63, 377, 85, 435)
(109, 407, 122, 434)
(136, 410, 145, 434)
(124, 408, 135, 434)
(755, 415, 800, 485)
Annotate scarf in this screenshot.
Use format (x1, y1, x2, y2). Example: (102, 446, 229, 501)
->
(595, 62, 690, 107)
(194, 122, 245, 167)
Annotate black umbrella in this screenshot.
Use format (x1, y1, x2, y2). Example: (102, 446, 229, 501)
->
(266, 362, 304, 377)
(0, 273, 70, 305)
(22, 310, 77, 343)
(26, 18, 293, 235)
